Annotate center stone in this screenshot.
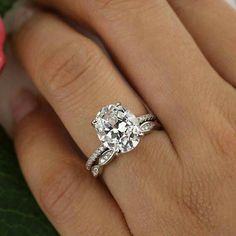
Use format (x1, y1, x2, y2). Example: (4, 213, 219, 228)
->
(94, 104, 142, 153)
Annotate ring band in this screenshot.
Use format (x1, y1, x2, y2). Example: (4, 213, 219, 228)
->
(86, 103, 161, 177)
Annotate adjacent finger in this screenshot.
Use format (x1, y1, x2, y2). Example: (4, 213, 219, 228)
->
(13, 12, 147, 152)
(36, 0, 236, 154)
(13, 13, 179, 235)
(13, 90, 131, 236)
(167, 0, 236, 87)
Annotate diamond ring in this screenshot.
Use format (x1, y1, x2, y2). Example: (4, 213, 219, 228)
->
(86, 103, 161, 177)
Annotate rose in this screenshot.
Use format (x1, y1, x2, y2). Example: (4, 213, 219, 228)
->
(0, 18, 6, 72)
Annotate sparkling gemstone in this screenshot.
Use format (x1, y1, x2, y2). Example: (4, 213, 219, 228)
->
(99, 150, 115, 166)
(94, 104, 142, 153)
(140, 121, 155, 133)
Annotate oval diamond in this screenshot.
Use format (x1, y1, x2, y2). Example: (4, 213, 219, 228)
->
(94, 104, 142, 153)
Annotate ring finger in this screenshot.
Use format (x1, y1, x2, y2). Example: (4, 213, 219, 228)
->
(13, 12, 178, 235)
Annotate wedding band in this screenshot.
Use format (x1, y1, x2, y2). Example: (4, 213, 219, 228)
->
(86, 103, 161, 177)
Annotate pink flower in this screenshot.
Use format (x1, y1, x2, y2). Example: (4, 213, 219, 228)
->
(0, 18, 6, 73)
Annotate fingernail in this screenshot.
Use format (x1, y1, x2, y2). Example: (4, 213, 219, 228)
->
(5, 4, 37, 33)
(11, 89, 39, 123)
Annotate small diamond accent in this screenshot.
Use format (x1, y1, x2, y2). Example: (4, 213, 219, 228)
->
(140, 121, 156, 133)
(86, 145, 106, 170)
(99, 150, 115, 166)
(138, 114, 156, 124)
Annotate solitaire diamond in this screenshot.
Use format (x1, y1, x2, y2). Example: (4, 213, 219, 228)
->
(94, 104, 142, 153)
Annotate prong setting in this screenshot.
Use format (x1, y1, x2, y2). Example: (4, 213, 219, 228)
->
(91, 120, 97, 126)
(115, 151, 120, 156)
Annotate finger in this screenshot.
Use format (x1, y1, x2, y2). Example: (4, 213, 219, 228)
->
(13, 12, 149, 157)
(13, 13, 179, 235)
(13, 90, 131, 236)
(36, 0, 236, 153)
(167, 0, 236, 87)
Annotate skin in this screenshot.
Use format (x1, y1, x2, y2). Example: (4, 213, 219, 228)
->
(5, 0, 236, 235)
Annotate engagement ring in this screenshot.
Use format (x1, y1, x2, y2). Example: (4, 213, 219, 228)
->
(86, 103, 161, 177)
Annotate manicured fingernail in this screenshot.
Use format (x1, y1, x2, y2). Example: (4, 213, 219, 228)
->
(11, 90, 38, 123)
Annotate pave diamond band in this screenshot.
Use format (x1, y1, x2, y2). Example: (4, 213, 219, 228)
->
(86, 103, 161, 177)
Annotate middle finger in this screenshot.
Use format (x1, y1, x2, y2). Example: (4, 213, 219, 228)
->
(37, 0, 236, 157)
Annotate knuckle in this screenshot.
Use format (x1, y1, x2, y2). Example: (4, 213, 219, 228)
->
(39, 162, 87, 224)
(38, 40, 103, 99)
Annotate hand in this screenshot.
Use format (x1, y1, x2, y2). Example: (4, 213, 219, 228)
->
(6, 0, 236, 235)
